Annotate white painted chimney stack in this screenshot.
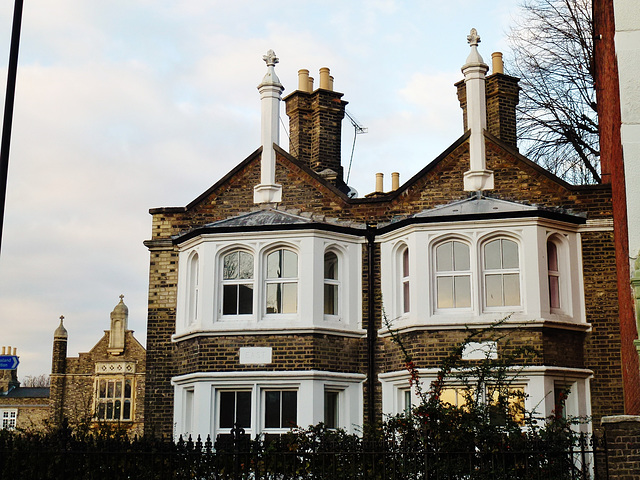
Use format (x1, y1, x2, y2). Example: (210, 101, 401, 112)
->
(254, 49, 285, 204)
(462, 29, 494, 192)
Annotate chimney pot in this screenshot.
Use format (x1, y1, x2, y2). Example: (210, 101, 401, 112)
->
(12, 348, 16, 356)
(1, 346, 5, 355)
(308, 77, 314, 92)
(298, 69, 310, 92)
(319, 67, 331, 90)
(375, 173, 384, 193)
(391, 172, 400, 191)
(491, 52, 504, 75)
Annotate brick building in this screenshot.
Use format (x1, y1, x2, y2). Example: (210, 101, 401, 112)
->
(143, 33, 624, 440)
(0, 347, 50, 432)
(50, 296, 146, 435)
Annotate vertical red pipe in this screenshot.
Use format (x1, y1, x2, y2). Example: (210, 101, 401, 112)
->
(593, 0, 640, 414)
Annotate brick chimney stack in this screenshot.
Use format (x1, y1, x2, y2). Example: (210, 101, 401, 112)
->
(284, 67, 348, 183)
(456, 51, 520, 149)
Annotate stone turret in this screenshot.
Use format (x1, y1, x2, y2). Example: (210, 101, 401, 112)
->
(108, 294, 128, 355)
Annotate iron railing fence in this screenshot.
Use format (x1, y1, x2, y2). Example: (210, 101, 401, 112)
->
(0, 432, 607, 480)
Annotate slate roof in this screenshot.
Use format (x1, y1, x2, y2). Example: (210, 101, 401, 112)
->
(4, 387, 50, 398)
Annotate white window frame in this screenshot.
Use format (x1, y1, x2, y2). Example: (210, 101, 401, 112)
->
(1, 408, 17, 430)
(187, 251, 200, 326)
(264, 247, 299, 317)
(323, 249, 341, 320)
(261, 388, 299, 434)
(433, 239, 473, 311)
(481, 236, 522, 311)
(220, 249, 255, 318)
(214, 388, 254, 437)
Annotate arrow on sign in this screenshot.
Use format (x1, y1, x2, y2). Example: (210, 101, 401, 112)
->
(0, 355, 19, 370)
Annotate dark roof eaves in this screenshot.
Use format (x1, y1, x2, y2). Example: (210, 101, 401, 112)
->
(376, 209, 586, 235)
(173, 221, 366, 244)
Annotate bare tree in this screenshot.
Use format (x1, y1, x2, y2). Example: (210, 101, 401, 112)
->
(22, 374, 51, 388)
(507, 0, 600, 184)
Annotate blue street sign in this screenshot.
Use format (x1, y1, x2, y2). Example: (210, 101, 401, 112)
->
(0, 355, 19, 370)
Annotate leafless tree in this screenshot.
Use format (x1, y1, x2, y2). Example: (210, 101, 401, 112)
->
(506, 0, 600, 184)
(22, 374, 51, 388)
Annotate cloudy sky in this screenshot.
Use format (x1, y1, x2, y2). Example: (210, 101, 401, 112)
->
(0, 0, 517, 379)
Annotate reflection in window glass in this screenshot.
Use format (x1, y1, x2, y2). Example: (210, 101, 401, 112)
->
(483, 239, 520, 307)
(548, 241, 560, 309)
(219, 391, 252, 429)
(436, 241, 471, 309)
(266, 250, 298, 314)
(402, 248, 410, 313)
(324, 390, 339, 428)
(95, 377, 134, 421)
(324, 252, 339, 315)
(222, 251, 254, 315)
(264, 390, 297, 429)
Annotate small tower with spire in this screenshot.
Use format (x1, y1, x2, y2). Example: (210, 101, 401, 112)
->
(108, 294, 128, 355)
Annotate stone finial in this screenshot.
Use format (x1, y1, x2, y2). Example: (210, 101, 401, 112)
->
(467, 28, 480, 47)
(54, 315, 68, 339)
(263, 49, 279, 67)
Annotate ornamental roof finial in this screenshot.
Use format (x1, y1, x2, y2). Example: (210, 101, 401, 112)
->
(263, 49, 279, 67)
(467, 28, 480, 47)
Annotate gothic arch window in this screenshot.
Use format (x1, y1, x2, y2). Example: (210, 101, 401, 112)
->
(188, 252, 199, 324)
(434, 239, 472, 309)
(482, 238, 521, 308)
(324, 251, 340, 316)
(265, 248, 298, 314)
(221, 250, 254, 316)
(398, 245, 410, 315)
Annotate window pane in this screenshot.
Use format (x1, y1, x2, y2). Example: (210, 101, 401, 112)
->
(437, 276, 454, 309)
(436, 242, 453, 272)
(484, 240, 501, 269)
(503, 274, 521, 306)
(324, 252, 338, 279)
(224, 252, 238, 280)
(115, 380, 122, 399)
(282, 250, 298, 278)
(238, 285, 253, 314)
(282, 283, 297, 314)
(114, 400, 121, 419)
(402, 249, 409, 277)
(549, 275, 560, 309)
(219, 391, 235, 429)
(124, 380, 132, 398)
(282, 391, 297, 428)
(97, 403, 105, 419)
(440, 388, 458, 406)
(123, 400, 131, 420)
(453, 242, 470, 271)
(267, 251, 280, 278)
(324, 391, 338, 429)
(485, 274, 503, 307)
(238, 252, 254, 279)
(502, 240, 519, 269)
(324, 284, 338, 315)
(107, 381, 114, 399)
(454, 276, 471, 308)
(547, 242, 558, 271)
(404, 390, 412, 414)
(106, 401, 114, 419)
(266, 284, 279, 314)
(403, 281, 410, 313)
(223, 285, 238, 315)
(265, 391, 280, 428)
(236, 391, 252, 428)
(99, 380, 106, 398)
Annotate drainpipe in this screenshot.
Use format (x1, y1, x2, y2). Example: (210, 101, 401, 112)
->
(365, 223, 377, 426)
